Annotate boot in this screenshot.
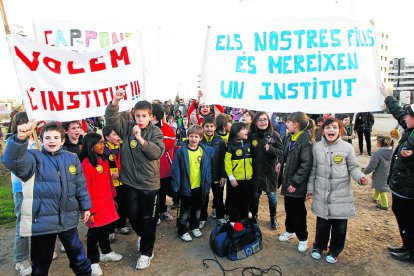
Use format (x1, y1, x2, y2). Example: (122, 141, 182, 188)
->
(269, 202, 277, 229)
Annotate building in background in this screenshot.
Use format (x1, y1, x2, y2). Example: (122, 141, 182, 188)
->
(377, 31, 390, 85)
(388, 59, 414, 104)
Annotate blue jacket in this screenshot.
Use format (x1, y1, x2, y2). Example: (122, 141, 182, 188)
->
(1, 135, 91, 237)
(171, 141, 214, 201)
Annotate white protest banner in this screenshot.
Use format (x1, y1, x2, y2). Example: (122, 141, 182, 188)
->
(9, 32, 145, 122)
(201, 18, 382, 113)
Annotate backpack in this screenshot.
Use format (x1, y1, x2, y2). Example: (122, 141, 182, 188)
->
(209, 219, 263, 261)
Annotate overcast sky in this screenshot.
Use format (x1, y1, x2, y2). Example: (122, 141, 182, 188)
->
(1, 0, 412, 101)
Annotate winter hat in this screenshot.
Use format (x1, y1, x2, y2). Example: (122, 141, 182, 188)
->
(404, 104, 414, 116)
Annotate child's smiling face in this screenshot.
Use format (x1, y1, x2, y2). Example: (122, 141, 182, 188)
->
(42, 130, 65, 153)
(323, 122, 340, 142)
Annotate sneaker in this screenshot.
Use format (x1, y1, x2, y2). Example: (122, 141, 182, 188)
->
(311, 248, 322, 260)
(326, 252, 338, 264)
(91, 263, 103, 276)
(217, 218, 227, 225)
(376, 204, 388, 211)
(156, 218, 161, 226)
(180, 232, 193, 242)
(115, 227, 131, 235)
(15, 259, 32, 276)
(100, 251, 123, 262)
(137, 237, 141, 251)
(109, 233, 116, 243)
(160, 211, 174, 221)
(60, 244, 65, 252)
(136, 253, 154, 270)
(199, 221, 206, 229)
(211, 208, 217, 218)
(278, 231, 296, 242)
(52, 251, 58, 260)
(298, 240, 308, 252)
(191, 228, 203, 238)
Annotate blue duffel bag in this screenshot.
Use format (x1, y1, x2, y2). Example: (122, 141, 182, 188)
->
(209, 218, 263, 261)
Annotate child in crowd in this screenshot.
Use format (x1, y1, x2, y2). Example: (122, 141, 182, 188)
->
(102, 126, 130, 237)
(249, 112, 283, 229)
(2, 122, 92, 275)
(307, 117, 368, 263)
(174, 110, 183, 128)
(105, 90, 165, 270)
(341, 114, 355, 144)
(152, 103, 176, 224)
(167, 115, 178, 133)
(200, 116, 227, 226)
(315, 116, 324, 142)
(80, 133, 122, 276)
(187, 91, 224, 125)
(171, 125, 214, 241)
(215, 113, 232, 145)
(177, 117, 190, 143)
(276, 112, 314, 253)
(7, 112, 39, 276)
(62, 120, 84, 157)
(241, 110, 255, 131)
(225, 122, 254, 222)
(363, 135, 394, 210)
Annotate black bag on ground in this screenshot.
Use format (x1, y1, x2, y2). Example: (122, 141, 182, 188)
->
(209, 219, 263, 261)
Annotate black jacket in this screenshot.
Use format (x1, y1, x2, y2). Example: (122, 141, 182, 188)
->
(385, 96, 414, 198)
(354, 112, 375, 132)
(200, 133, 226, 183)
(250, 128, 283, 193)
(279, 130, 313, 198)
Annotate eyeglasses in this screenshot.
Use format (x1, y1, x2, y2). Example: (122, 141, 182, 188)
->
(258, 118, 268, 122)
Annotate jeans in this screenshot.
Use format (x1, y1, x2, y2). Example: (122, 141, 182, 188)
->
(251, 191, 277, 216)
(13, 192, 30, 264)
(313, 217, 348, 255)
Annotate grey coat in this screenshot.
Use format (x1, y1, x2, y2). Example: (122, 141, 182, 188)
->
(363, 147, 392, 192)
(307, 137, 364, 220)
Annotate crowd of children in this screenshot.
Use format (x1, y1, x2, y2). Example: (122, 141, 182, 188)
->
(3, 87, 413, 275)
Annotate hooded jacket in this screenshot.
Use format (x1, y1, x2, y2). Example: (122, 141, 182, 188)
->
(307, 137, 364, 220)
(2, 135, 91, 237)
(384, 96, 414, 198)
(105, 103, 165, 190)
(363, 147, 393, 192)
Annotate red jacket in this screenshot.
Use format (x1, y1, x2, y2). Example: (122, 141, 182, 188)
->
(82, 157, 119, 228)
(187, 100, 224, 125)
(159, 120, 176, 179)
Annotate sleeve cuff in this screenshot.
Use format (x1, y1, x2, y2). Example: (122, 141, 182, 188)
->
(228, 175, 235, 181)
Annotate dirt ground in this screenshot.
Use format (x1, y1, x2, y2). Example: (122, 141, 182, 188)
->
(1, 128, 413, 275)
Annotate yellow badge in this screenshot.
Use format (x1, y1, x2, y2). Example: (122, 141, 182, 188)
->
(235, 149, 243, 157)
(333, 154, 344, 164)
(109, 154, 115, 161)
(96, 165, 103, 173)
(130, 140, 137, 148)
(252, 140, 258, 147)
(68, 165, 76, 175)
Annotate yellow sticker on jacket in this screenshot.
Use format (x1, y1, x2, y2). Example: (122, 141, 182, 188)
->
(130, 140, 137, 148)
(69, 165, 76, 175)
(235, 149, 243, 156)
(333, 154, 344, 164)
(96, 165, 103, 173)
(252, 140, 258, 147)
(109, 154, 115, 161)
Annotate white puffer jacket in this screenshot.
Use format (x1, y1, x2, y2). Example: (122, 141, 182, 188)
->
(307, 137, 364, 220)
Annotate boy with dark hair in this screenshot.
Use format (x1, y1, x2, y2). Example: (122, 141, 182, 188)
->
(2, 121, 92, 275)
(62, 120, 83, 157)
(105, 90, 165, 270)
(151, 103, 176, 224)
(102, 125, 130, 237)
(171, 125, 214, 242)
(200, 116, 227, 226)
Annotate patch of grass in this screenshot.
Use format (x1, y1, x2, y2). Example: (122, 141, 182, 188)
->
(0, 173, 16, 226)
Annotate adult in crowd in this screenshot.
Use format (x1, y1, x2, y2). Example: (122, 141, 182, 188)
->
(354, 112, 375, 156)
(173, 98, 188, 119)
(381, 85, 414, 264)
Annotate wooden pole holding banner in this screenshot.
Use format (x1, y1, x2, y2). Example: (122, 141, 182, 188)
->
(0, 0, 41, 150)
